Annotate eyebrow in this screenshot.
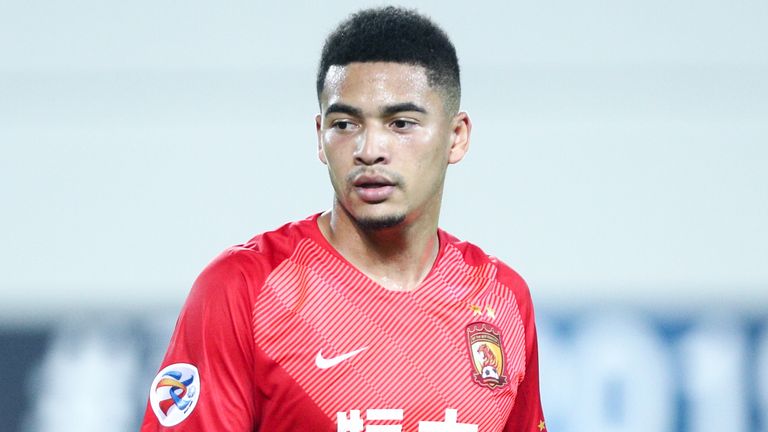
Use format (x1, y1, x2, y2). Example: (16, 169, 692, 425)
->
(380, 102, 427, 117)
(324, 102, 428, 118)
(324, 103, 363, 118)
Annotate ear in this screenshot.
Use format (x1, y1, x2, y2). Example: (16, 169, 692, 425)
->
(447, 111, 471, 164)
(316, 114, 328, 165)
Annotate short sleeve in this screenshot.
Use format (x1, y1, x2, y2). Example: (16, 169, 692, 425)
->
(500, 267, 546, 432)
(140, 250, 261, 431)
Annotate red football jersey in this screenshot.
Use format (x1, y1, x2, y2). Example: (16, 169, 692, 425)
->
(141, 214, 546, 432)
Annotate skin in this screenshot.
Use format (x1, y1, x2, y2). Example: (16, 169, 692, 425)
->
(315, 62, 471, 292)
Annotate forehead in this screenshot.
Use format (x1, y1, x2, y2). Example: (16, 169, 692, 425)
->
(320, 62, 438, 110)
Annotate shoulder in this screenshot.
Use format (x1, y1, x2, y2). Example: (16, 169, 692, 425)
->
(439, 229, 532, 304)
(192, 216, 318, 300)
(210, 216, 317, 271)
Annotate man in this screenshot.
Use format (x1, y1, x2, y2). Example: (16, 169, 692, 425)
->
(141, 6, 545, 432)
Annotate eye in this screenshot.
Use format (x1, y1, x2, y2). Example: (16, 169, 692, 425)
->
(391, 119, 416, 129)
(332, 120, 357, 131)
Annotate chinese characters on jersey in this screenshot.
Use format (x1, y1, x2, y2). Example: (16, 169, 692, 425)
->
(337, 408, 478, 432)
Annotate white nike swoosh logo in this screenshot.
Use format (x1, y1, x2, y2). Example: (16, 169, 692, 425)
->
(315, 347, 368, 369)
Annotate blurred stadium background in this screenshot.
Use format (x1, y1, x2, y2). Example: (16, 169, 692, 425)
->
(1, 1, 766, 431)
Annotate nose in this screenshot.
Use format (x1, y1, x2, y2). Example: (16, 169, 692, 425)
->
(354, 125, 390, 166)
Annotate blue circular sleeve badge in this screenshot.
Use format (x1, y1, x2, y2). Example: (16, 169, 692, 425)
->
(149, 363, 201, 426)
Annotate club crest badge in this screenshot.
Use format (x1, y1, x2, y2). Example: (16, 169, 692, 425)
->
(466, 322, 508, 390)
(149, 363, 200, 426)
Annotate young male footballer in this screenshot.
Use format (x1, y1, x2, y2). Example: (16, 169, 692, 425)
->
(141, 6, 546, 431)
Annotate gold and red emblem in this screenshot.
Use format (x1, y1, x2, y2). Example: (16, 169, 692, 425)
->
(466, 322, 508, 390)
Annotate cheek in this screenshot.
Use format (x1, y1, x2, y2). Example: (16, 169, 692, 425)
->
(406, 131, 451, 166)
(322, 130, 359, 156)
(321, 144, 351, 185)
(409, 133, 451, 185)
(320, 134, 344, 166)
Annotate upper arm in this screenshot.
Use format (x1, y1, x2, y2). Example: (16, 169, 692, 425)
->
(498, 265, 546, 432)
(504, 315, 545, 431)
(141, 251, 262, 431)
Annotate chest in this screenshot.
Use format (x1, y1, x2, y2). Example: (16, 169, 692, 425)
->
(251, 260, 527, 431)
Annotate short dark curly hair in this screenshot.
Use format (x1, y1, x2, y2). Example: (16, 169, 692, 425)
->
(317, 6, 461, 114)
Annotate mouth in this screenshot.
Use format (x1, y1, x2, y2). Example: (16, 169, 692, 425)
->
(352, 175, 397, 203)
(353, 175, 395, 188)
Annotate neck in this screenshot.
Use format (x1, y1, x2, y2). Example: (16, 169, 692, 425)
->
(317, 206, 440, 292)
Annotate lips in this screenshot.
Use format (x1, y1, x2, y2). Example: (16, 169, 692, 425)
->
(352, 174, 396, 203)
(353, 175, 394, 188)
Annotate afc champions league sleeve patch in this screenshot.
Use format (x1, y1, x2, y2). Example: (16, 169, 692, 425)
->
(149, 363, 201, 426)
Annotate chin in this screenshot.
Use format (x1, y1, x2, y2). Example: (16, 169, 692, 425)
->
(354, 213, 406, 230)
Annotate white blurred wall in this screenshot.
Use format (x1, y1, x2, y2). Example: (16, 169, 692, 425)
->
(1, 0, 766, 317)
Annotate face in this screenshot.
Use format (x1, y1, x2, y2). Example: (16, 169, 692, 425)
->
(316, 62, 470, 230)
